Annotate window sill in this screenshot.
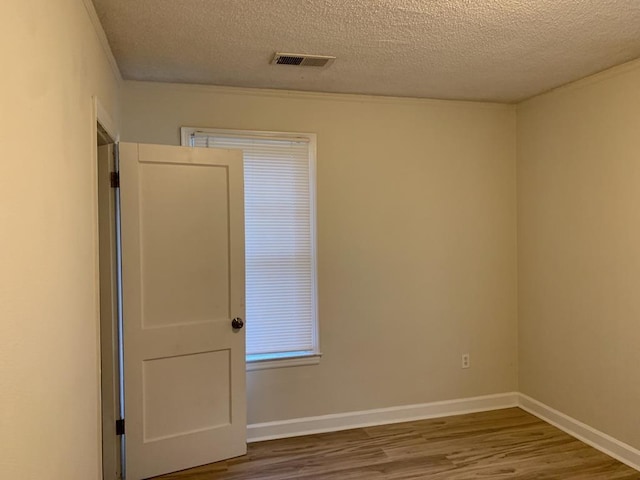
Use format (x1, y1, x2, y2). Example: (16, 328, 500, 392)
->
(246, 353, 322, 371)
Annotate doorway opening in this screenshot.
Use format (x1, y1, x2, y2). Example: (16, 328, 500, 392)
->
(97, 121, 125, 480)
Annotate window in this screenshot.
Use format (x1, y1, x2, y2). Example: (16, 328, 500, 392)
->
(181, 127, 320, 369)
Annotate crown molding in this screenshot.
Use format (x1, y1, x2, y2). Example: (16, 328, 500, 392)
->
(81, 0, 122, 83)
(519, 57, 640, 106)
(123, 80, 515, 111)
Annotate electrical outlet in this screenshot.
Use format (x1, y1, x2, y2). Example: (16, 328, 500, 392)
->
(462, 353, 470, 369)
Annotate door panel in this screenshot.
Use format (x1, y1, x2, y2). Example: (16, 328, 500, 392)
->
(143, 350, 231, 441)
(139, 162, 230, 327)
(120, 143, 246, 480)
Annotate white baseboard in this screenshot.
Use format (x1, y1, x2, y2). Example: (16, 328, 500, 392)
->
(246, 391, 639, 473)
(518, 393, 640, 472)
(247, 392, 518, 443)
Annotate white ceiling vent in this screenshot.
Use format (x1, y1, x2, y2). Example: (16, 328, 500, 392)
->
(271, 53, 336, 68)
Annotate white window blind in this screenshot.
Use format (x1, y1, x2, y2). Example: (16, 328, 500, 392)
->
(189, 130, 318, 361)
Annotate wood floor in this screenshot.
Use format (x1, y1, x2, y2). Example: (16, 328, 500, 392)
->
(154, 408, 639, 479)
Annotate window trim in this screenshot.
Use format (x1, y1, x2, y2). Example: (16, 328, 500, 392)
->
(246, 353, 322, 371)
(180, 126, 320, 369)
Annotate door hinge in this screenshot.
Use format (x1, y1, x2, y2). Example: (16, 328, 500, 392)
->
(110, 171, 120, 188)
(116, 418, 125, 436)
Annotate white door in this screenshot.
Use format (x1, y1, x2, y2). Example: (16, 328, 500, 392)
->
(119, 143, 246, 480)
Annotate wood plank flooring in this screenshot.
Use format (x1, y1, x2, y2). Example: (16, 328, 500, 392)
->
(153, 408, 639, 479)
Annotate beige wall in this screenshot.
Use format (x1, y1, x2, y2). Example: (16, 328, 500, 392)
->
(122, 82, 518, 424)
(517, 60, 640, 450)
(0, 0, 120, 478)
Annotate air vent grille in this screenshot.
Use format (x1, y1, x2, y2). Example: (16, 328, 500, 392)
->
(276, 55, 304, 66)
(272, 53, 336, 68)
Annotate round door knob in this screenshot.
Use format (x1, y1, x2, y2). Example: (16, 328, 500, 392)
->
(231, 317, 244, 329)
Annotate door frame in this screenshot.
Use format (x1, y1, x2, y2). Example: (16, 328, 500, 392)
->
(93, 96, 121, 480)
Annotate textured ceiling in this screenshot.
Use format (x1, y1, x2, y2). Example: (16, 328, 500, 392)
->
(92, 0, 640, 103)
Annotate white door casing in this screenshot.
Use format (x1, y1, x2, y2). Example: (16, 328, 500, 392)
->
(119, 143, 246, 480)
